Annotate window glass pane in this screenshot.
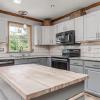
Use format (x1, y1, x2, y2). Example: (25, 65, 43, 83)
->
(9, 22, 31, 52)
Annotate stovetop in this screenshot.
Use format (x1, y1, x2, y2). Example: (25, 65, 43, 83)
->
(51, 56, 70, 59)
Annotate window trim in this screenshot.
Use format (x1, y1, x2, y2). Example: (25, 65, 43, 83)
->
(8, 21, 32, 53)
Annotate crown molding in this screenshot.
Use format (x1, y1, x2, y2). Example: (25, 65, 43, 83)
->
(52, 2, 100, 23)
(0, 10, 43, 23)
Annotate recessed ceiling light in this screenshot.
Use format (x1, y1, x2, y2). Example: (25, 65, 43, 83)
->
(13, 0, 22, 4)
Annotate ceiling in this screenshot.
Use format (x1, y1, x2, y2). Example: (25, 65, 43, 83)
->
(0, 0, 100, 19)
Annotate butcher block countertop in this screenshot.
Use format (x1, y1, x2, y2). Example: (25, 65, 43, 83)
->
(0, 64, 87, 100)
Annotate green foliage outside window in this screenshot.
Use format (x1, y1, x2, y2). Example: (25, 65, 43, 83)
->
(9, 22, 31, 52)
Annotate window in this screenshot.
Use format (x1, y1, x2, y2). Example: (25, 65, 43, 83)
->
(8, 22, 32, 52)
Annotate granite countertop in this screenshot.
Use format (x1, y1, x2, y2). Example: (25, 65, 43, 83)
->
(1, 55, 100, 62)
(0, 55, 51, 60)
(0, 64, 87, 100)
(70, 57, 100, 62)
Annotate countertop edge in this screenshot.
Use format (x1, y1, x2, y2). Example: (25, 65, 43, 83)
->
(0, 73, 87, 100)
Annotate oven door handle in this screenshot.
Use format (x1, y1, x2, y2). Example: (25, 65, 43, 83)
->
(52, 60, 68, 63)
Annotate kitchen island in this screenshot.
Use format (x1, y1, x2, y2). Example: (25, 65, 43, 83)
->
(0, 64, 87, 100)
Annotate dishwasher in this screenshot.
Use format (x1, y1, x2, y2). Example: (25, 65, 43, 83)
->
(0, 59, 14, 67)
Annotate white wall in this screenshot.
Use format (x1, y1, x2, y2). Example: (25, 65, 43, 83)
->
(0, 13, 49, 57)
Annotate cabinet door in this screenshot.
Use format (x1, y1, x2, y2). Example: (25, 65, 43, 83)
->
(47, 58, 51, 67)
(39, 58, 48, 66)
(57, 23, 64, 33)
(85, 67, 100, 96)
(66, 19, 75, 31)
(84, 12, 98, 41)
(34, 26, 42, 45)
(0, 18, 7, 43)
(14, 59, 29, 65)
(70, 65, 84, 73)
(75, 16, 84, 42)
(52, 25, 57, 45)
(42, 26, 52, 45)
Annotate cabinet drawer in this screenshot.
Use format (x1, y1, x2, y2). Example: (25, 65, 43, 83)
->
(70, 65, 84, 73)
(84, 61, 100, 69)
(70, 60, 83, 66)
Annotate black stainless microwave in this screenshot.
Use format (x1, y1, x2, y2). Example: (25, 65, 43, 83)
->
(56, 30, 75, 45)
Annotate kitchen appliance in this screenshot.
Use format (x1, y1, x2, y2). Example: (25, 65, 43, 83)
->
(51, 49, 80, 70)
(56, 30, 75, 45)
(0, 59, 14, 67)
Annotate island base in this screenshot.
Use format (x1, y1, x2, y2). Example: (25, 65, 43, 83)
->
(31, 81, 84, 100)
(0, 78, 85, 100)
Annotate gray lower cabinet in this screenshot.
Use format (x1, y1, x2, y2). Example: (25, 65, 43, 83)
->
(70, 65, 84, 73)
(14, 58, 39, 65)
(46, 57, 51, 67)
(38, 58, 48, 66)
(84, 61, 100, 96)
(14, 57, 51, 67)
(70, 60, 84, 73)
(70, 59, 100, 96)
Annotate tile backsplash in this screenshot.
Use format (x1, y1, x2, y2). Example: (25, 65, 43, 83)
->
(81, 44, 100, 58)
(49, 44, 100, 58)
(49, 45, 80, 56)
(1, 43, 100, 58)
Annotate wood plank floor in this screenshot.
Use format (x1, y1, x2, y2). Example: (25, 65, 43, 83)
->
(69, 93, 100, 100)
(85, 93, 100, 100)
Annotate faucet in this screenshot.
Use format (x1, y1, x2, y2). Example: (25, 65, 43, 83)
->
(19, 46, 23, 53)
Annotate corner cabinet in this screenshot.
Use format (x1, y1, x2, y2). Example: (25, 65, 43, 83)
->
(0, 18, 7, 43)
(34, 26, 56, 45)
(42, 26, 54, 45)
(75, 16, 84, 42)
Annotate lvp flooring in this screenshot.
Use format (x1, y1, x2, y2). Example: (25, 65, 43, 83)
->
(85, 93, 100, 100)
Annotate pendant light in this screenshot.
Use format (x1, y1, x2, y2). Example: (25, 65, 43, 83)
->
(17, 10, 28, 31)
(23, 24, 27, 30)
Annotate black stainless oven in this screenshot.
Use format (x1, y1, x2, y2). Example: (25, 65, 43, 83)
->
(51, 49, 80, 70)
(51, 57, 70, 70)
(56, 30, 75, 45)
(0, 59, 14, 67)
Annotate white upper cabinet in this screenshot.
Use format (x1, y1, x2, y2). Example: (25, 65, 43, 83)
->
(51, 25, 57, 45)
(34, 26, 56, 45)
(56, 19, 75, 33)
(42, 26, 50, 45)
(84, 11, 99, 41)
(65, 19, 75, 31)
(34, 26, 42, 45)
(75, 16, 84, 42)
(42, 26, 56, 45)
(56, 22, 64, 33)
(0, 17, 7, 43)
